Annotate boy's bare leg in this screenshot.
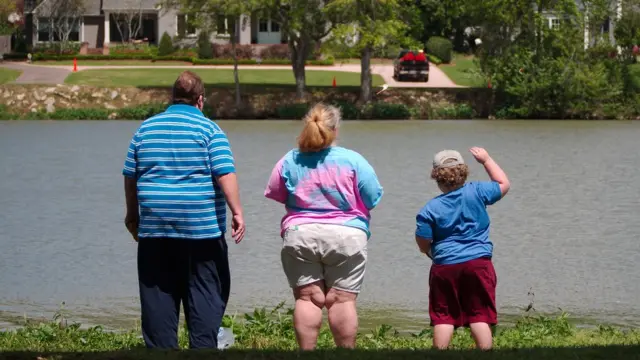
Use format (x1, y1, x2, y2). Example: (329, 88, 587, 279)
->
(433, 324, 455, 349)
(469, 322, 492, 350)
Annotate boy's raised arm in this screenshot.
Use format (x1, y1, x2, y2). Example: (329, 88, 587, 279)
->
(470, 147, 510, 197)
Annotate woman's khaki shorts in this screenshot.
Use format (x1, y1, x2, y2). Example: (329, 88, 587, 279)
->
(281, 223, 368, 293)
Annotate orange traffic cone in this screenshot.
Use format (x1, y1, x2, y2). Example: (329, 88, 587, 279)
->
(332, 76, 336, 87)
(73, 58, 78, 72)
(487, 78, 492, 89)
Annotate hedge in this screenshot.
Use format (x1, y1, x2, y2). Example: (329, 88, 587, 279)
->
(1, 53, 29, 61)
(30, 54, 334, 66)
(33, 54, 155, 61)
(0, 102, 413, 121)
(192, 58, 334, 66)
(426, 37, 453, 64)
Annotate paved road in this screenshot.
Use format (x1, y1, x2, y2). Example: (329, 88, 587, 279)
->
(1, 62, 71, 84)
(2, 62, 459, 88)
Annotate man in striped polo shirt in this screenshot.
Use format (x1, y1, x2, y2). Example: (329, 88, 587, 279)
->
(122, 71, 245, 349)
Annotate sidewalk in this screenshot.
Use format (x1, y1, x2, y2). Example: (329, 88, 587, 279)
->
(1, 62, 459, 88)
(1, 62, 71, 84)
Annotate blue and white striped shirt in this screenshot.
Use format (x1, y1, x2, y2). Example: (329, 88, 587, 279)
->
(122, 104, 235, 240)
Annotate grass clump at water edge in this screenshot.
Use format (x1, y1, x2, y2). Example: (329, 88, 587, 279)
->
(1, 302, 640, 359)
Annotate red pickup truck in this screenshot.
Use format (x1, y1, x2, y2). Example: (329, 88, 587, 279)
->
(393, 50, 429, 82)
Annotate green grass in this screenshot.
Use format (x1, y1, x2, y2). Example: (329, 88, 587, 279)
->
(64, 69, 384, 87)
(439, 54, 487, 88)
(39, 60, 193, 66)
(1, 303, 640, 360)
(0, 68, 22, 84)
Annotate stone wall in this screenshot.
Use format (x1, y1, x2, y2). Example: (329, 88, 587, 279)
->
(0, 84, 492, 119)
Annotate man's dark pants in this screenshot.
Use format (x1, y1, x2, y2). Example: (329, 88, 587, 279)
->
(137, 236, 230, 349)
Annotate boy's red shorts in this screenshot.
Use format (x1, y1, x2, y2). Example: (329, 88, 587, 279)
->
(429, 257, 497, 328)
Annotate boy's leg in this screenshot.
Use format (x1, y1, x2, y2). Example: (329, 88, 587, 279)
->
(460, 258, 497, 350)
(429, 263, 463, 349)
(183, 236, 230, 349)
(137, 238, 182, 349)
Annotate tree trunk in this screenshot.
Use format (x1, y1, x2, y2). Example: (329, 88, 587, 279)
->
(232, 38, 241, 107)
(360, 45, 372, 103)
(290, 39, 308, 99)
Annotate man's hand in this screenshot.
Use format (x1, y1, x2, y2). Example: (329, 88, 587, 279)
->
(231, 213, 245, 244)
(470, 147, 491, 164)
(125, 214, 139, 242)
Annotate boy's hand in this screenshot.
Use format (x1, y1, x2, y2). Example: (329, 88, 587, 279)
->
(470, 147, 490, 164)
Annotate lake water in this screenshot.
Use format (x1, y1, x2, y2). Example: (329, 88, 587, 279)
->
(1, 120, 639, 331)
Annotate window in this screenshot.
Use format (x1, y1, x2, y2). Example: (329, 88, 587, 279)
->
(216, 15, 231, 35)
(271, 21, 280, 32)
(259, 19, 268, 32)
(36, 18, 80, 42)
(178, 14, 197, 37)
(549, 17, 560, 30)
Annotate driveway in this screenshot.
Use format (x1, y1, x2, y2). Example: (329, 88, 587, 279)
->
(2, 62, 459, 88)
(1, 62, 71, 84)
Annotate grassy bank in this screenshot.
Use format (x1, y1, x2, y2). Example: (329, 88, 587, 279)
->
(439, 54, 486, 88)
(64, 69, 385, 88)
(0, 68, 22, 84)
(1, 304, 640, 359)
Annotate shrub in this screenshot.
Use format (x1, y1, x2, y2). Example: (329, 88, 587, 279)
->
(428, 54, 443, 65)
(33, 42, 81, 55)
(212, 44, 255, 60)
(259, 44, 290, 60)
(158, 32, 174, 56)
(152, 56, 193, 62)
(330, 100, 360, 120)
(197, 31, 213, 59)
(434, 104, 475, 119)
(426, 36, 453, 64)
(117, 104, 167, 119)
(361, 103, 411, 119)
(111, 43, 156, 55)
(192, 58, 334, 66)
(2, 53, 28, 61)
(276, 104, 309, 119)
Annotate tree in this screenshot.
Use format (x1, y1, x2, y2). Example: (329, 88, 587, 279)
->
(38, 0, 86, 51)
(0, 0, 18, 35)
(158, 31, 174, 56)
(112, 0, 145, 43)
(327, 0, 411, 102)
(166, 0, 258, 107)
(261, 0, 335, 99)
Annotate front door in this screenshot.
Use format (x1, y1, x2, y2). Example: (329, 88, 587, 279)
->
(257, 18, 281, 44)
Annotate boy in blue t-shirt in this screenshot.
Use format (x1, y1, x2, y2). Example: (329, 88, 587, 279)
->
(415, 147, 510, 350)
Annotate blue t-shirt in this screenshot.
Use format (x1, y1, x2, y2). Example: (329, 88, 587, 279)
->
(415, 181, 502, 265)
(122, 104, 236, 240)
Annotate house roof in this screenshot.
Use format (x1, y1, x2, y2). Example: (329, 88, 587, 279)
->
(102, 0, 161, 11)
(30, 0, 161, 16)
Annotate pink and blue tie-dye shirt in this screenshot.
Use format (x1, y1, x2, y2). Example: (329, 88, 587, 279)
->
(264, 146, 383, 238)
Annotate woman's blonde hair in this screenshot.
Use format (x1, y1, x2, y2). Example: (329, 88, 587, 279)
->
(431, 163, 469, 189)
(297, 103, 341, 153)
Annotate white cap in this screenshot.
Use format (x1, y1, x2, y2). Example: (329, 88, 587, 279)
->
(433, 150, 465, 168)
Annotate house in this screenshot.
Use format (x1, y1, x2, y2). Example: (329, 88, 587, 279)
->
(23, 0, 285, 50)
(539, 0, 624, 49)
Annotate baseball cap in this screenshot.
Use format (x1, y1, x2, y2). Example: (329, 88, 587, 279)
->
(433, 150, 465, 168)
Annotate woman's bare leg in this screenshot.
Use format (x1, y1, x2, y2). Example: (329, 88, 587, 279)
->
(325, 288, 358, 348)
(293, 280, 326, 350)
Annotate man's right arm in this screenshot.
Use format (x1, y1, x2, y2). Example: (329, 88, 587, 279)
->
(208, 129, 245, 243)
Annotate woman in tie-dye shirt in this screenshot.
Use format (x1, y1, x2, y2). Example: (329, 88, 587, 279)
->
(264, 103, 383, 350)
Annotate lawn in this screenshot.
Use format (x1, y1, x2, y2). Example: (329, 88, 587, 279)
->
(39, 60, 193, 66)
(64, 69, 384, 87)
(439, 54, 487, 88)
(0, 67, 22, 84)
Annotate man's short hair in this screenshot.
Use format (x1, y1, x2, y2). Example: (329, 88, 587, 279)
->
(172, 71, 205, 106)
